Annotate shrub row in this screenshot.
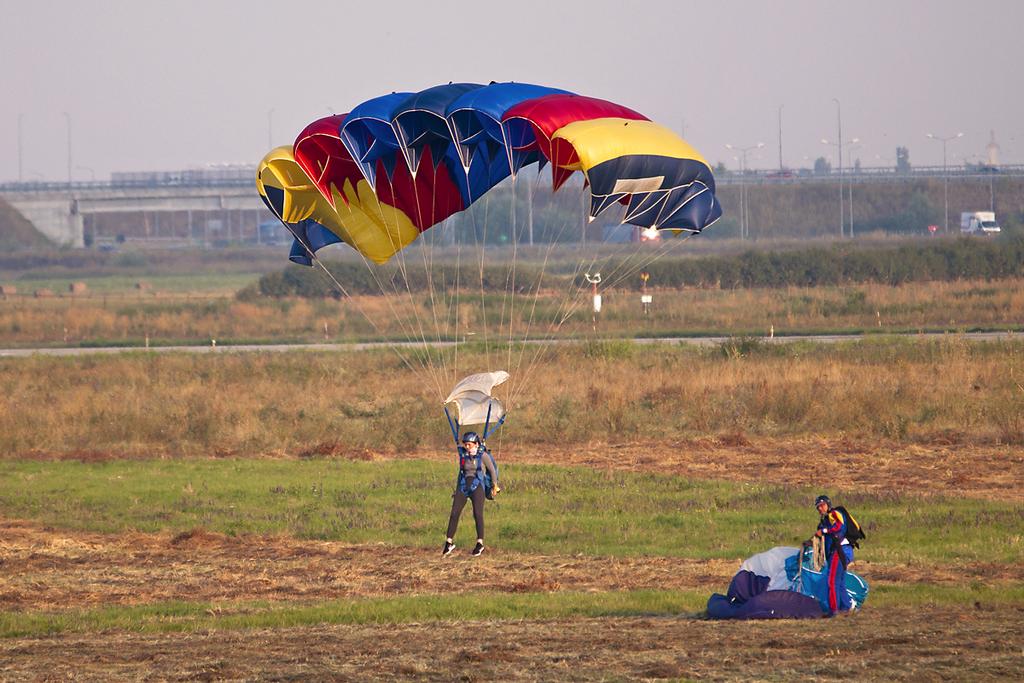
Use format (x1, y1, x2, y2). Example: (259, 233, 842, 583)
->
(243, 261, 564, 299)
(248, 237, 1024, 298)
(632, 236, 1024, 289)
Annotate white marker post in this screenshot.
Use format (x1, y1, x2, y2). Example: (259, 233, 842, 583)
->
(640, 271, 651, 315)
(584, 272, 602, 331)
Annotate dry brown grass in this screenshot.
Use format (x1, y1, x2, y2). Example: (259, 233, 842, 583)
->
(2, 339, 1024, 456)
(2, 608, 1021, 681)
(1, 277, 1023, 346)
(2, 519, 1020, 614)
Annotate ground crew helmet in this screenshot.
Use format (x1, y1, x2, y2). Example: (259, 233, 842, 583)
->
(462, 432, 480, 444)
(814, 495, 832, 508)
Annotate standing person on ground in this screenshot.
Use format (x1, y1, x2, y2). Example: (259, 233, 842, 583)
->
(442, 431, 500, 557)
(814, 494, 853, 614)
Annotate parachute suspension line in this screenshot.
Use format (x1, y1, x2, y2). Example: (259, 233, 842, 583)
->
(351, 245, 444, 399)
(390, 176, 445, 394)
(509, 256, 596, 406)
(510, 177, 680, 406)
(391, 164, 454, 399)
(507, 167, 590, 405)
(601, 230, 695, 294)
(502, 172, 585, 403)
(579, 202, 699, 302)
(507, 167, 551, 395)
(467, 190, 493, 374)
(508, 166, 574, 403)
(450, 218, 463, 387)
(505, 172, 520, 379)
(482, 191, 495, 371)
(514, 228, 701, 405)
(364, 187, 446, 400)
(509, 177, 601, 406)
(413, 163, 452, 394)
(296, 246, 425, 384)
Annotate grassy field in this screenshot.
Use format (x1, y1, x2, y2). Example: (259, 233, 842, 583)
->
(2, 269, 1023, 678)
(0, 454, 1021, 679)
(2, 339, 1024, 456)
(1, 459, 1021, 564)
(1, 275, 1023, 347)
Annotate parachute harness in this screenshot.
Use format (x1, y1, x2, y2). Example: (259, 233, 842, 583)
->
(812, 535, 826, 572)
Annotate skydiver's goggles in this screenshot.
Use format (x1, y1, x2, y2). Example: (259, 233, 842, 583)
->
(463, 440, 479, 446)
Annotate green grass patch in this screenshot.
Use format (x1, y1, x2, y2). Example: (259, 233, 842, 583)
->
(3, 585, 1021, 639)
(0, 590, 701, 638)
(0, 459, 1020, 564)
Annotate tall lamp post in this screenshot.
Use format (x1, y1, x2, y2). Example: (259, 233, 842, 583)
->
(725, 142, 764, 240)
(822, 137, 860, 237)
(926, 131, 963, 233)
(17, 113, 24, 183)
(831, 98, 843, 237)
(777, 105, 784, 170)
(63, 112, 72, 189)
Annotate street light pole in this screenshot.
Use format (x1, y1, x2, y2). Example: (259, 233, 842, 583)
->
(17, 113, 24, 183)
(821, 135, 859, 238)
(725, 142, 764, 240)
(847, 140, 861, 238)
(63, 112, 72, 188)
(833, 98, 843, 238)
(778, 105, 784, 170)
(926, 132, 963, 233)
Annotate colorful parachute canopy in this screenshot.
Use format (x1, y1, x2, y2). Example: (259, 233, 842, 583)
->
(258, 82, 722, 265)
(706, 546, 869, 620)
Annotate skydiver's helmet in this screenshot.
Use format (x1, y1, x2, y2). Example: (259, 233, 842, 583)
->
(462, 432, 480, 446)
(814, 495, 832, 509)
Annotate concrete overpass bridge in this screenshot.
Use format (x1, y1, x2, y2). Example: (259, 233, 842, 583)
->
(0, 179, 273, 247)
(2, 163, 1022, 247)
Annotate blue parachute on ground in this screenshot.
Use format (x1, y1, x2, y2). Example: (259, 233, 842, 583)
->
(706, 546, 868, 620)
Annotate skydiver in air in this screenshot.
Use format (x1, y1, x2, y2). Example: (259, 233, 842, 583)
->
(442, 431, 500, 557)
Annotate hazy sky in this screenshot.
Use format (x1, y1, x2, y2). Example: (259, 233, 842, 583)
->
(2, 0, 1022, 182)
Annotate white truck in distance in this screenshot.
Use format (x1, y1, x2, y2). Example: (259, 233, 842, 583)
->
(960, 211, 1001, 235)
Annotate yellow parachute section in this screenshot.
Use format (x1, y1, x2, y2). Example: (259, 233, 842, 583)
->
(257, 146, 420, 265)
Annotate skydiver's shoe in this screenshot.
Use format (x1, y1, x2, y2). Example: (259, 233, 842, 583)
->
(471, 541, 484, 557)
(442, 539, 455, 557)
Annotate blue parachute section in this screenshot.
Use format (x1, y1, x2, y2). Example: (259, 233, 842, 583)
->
(786, 545, 869, 612)
(339, 91, 413, 190)
(391, 83, 482, 203)
(706, 546, 869, 620)
(340, 82, 579, 211)
(446, 82, 572, 184)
